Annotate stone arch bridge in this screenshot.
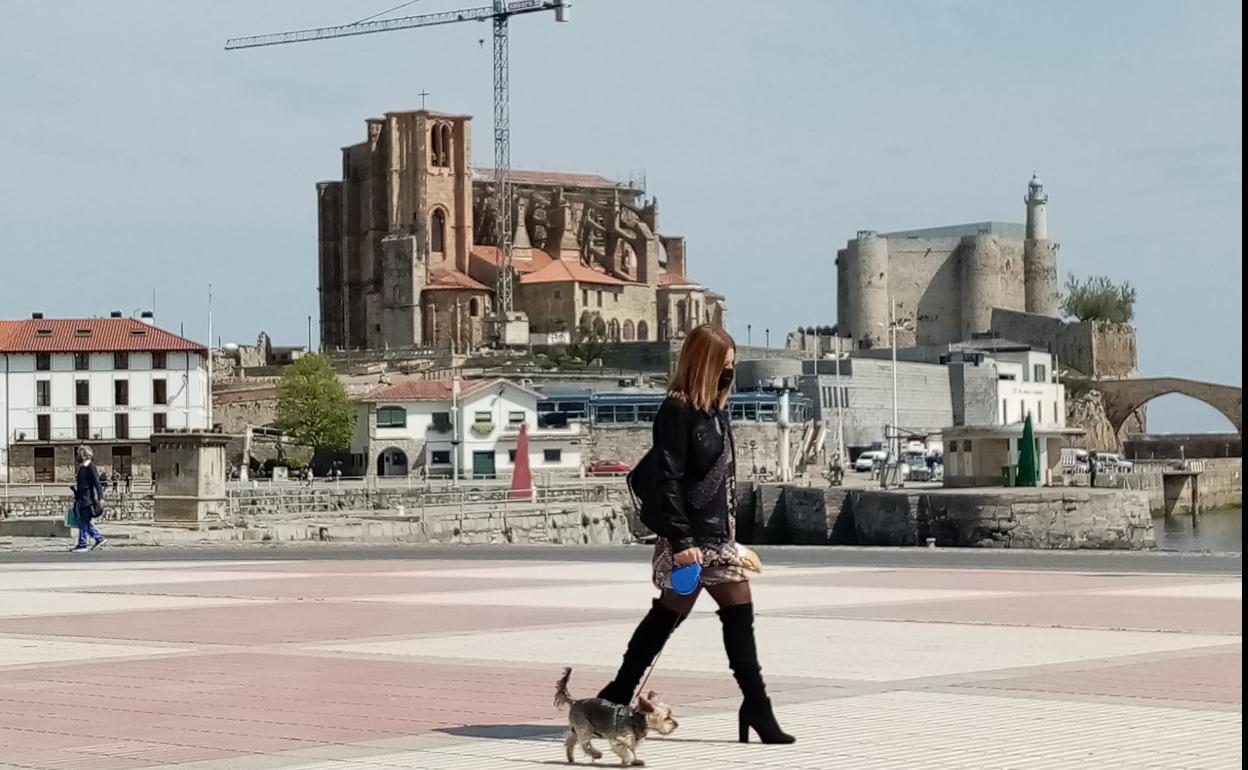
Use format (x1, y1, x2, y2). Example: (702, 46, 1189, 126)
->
(1093, 377, 1242, 435)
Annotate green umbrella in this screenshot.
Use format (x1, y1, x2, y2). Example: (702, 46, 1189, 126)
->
(1017, 413, 1039, 487)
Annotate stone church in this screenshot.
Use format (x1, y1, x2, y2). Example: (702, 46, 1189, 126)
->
(317, 109, 725, 352)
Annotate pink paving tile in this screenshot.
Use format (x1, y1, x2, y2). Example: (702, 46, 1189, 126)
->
(961, 650, 1243, 704)
(0, 652, 753, 770)
(73, 574, 563, 600)
(0, 602, 635, 644)
(764, 568, 1232, 593)
(785, 593, 1243, 634)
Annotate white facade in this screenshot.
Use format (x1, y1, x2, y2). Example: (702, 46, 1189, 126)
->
(989, 351, 1064, 429)
(353, 379, 583, 479)
(1, 335, 209, 483)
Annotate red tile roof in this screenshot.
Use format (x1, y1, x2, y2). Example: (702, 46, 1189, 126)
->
(0, 317, 206, 353)
(520, 260, 627, 287)
(470, 246, 554, 274)
(362, 378, 494, 403)
(425, 269, 492, 292)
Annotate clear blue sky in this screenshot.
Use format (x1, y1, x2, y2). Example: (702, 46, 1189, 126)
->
(0, 1, 1240, 431)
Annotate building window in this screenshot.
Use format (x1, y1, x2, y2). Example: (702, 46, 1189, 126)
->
(474, 411, 491, 422)
(153, 379, 167, 405)
(948, 440, 958, 452)
(431, 450, 451, 465)
(431, 208, 446, 252)
(153, 413, 167, 432)
(1034, 364, 1046, 382)
(36, 353, 51, 371)
(114, 352, 129, 370)
(76, 414, 90, 440)
(430, 124, 442, 167)
(76, 380, 89, 406)
(114, 380, 129, 406)
(637, 320, 649, 341)
(114, 413, 129, 440)
(37, 414, 51, 441)
(431, 412, 451, 432)
(377, 406, 407, 429)
(596, 290, 603, 308)
(153, 352, 167, 369)
(544, 449, 562, 464)
(623, 320, 635, 341)
(582, 289, 589, 306)
(608, 319, 620, 342)
(36, 380, 51, 407)
(508, 449, 518, 462)
(74, 352, 90, 371)
(469, 297, 481, 317)
(508, 411, 526, 424)
(964, 440, 972, 452)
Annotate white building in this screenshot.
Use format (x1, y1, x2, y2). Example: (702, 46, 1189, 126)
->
(0, 314, 209, 483)
(942, 345, 1078, 487)
(351, 377, 582, 479)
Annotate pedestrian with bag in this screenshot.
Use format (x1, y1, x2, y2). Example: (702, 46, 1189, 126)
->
(70, 445, 107, 552)
(597, 323, 795, 745)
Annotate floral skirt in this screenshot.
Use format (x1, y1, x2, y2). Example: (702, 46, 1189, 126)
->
(651, 515, 748, 591)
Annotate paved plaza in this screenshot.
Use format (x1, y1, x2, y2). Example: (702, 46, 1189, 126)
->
(0, 548, 1240, 770)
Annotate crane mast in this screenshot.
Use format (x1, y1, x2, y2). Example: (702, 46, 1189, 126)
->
(226, 0, 570, 345)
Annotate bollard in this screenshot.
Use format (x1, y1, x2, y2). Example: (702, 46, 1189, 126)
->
(926, 537, 937, 549)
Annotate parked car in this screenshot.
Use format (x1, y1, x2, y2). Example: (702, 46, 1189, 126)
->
(586, 460, 631, 476)
(1095, 452, 1134, 472)
(854, 450, 886, 472)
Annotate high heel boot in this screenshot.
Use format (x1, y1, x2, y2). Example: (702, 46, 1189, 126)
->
(718, 602, 795, 744)
(596, 599, 684, 705)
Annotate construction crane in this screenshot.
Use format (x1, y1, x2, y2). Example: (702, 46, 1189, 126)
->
(225, 0, 571, 342)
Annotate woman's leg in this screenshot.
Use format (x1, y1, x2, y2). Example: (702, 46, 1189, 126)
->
(707, 581, 795, 744)
(597, 588, 698, 704)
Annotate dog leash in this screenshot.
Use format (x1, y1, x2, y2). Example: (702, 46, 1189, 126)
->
(631, 609, 688, 707)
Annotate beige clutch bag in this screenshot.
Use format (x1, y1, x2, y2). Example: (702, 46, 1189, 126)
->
(736, 544, 762, 573)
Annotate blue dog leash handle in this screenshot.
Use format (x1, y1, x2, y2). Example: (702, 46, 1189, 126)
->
(670, 562, 702, 596)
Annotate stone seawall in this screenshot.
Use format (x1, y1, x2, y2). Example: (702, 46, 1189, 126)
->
(736, 484, 1156, 550)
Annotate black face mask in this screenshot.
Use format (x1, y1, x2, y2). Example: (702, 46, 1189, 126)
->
(718, 367, 735, 390)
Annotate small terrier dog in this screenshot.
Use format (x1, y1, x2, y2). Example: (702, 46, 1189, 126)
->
(554, 667, 678, 767)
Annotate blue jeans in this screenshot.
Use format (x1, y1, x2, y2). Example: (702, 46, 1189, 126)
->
(76, 515, 103, 547)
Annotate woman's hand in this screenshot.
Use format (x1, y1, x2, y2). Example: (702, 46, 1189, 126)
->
(673, 547, 703, 566)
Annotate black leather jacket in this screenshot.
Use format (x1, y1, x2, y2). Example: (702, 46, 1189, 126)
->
(651, 396, 734, 552)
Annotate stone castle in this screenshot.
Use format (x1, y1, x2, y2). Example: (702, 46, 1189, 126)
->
(836, 175, 1060, 349)
(316, 109, 725, 352)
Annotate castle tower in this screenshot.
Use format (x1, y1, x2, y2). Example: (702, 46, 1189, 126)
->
(960, 234, 1003, 339)
(845, 231, 890, 349)
(1022, 173, 1060, 316)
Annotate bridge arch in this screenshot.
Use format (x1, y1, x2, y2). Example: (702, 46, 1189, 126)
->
(1096, 378, 1242, 436)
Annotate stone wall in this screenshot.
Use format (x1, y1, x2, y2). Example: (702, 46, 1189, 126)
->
(584, 420, 805, 474)
(733, 484, 1157, 550)
(0, 492, 152, 521)
(990, 308, 1138, 378)
(1125, 433, 1241, 460)
(1138, 458, 1242, 515)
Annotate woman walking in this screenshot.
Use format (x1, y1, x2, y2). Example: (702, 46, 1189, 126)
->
(597, 323, 794, 745)
(71, 446, 107, 552)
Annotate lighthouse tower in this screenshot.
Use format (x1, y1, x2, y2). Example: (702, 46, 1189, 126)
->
(1022, 173, 1059, 316)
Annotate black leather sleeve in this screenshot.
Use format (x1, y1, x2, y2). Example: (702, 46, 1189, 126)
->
(652, 398, 695, 551)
